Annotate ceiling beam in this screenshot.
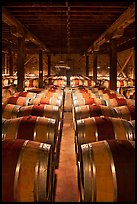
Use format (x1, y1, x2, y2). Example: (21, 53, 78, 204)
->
(87, 2, 135, 53)
(2, 7, 49, 52)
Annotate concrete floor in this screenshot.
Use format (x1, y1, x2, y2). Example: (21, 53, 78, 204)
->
(54, 87, 80, 202)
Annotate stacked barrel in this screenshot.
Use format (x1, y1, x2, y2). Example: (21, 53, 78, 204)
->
(2, 83, 65, 202)
(43, 76, 67, 88)
(24, 77, 39, 90)
(71, 77, 135, 202)
(100, 77, 135, 99)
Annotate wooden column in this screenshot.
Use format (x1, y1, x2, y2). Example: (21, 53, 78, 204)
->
(109, 39, 117, 91)
(85, 53, 89, 77)
(47, 53, 51, 77)
(17, 37, 25, 92)
(93, 51, 98, 82)
(131, 48, 135, 79)
(39, 49, 43, 88)
(4, 53, 8, 74)
(9, 49, 13, 76)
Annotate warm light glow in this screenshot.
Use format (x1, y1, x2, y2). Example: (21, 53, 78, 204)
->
(55, 60, 70, 69)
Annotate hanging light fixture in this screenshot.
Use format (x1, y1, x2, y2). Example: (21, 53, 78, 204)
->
(55, 3, 70, 71)
(55, 60, 70, 69)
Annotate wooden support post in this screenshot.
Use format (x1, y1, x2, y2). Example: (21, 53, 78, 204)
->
(39, 49, 43, 88)
(17, 37, 25, 92)
(131, 49, 135, 79)
(85, 54, 89, 77)
(9, 49, 13, 76)
(5, 53, 8, 74)
(109, 39, 117, 91)
(47, 53, 51, 77)
(93, 51, 98, 83)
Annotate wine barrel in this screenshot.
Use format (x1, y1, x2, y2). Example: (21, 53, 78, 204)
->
(73, 97, 106, 107)
(2, 139, 54, 202)
(105, 98, 135, 107)
(53, 78, 66, 87)
(124, 88, 135, 99)
(71, 79, 83, 86)
(29, 96, 63, 108)
(2, 116, 59, 166)
(75, 116, 135, 161)
(2, 88, 11, 99)
(83, 79, 95, 87)
(2, 78, 10, 86)
(102, 80, 110, 88)
(13, 78, 17, 85)
(127, 78, 135, 86)
(114, 105, 135, 121)
(72, 92, 99, 101)
(73, 105, 117, 131)
(2, 104, 21, 119)
(33, 78, 39, 87)
(18, 104, 63, 142)
(117, 80, 128, 87)
(7, 84, 17, 95)
(92, 88, 115, 95)
(73, 87, 87, 94)
(42, 86, 64, 94)
(5, 96, 31, 106)
(47, 85, 63, 92)
(119, 86, 135, 99)
(25, 79, 34, 87)
(74, 104, 117, 120)
(18, 104, 60, 118)
(99, 92, 125, 100)
(78, 139, 135, 202)
(42, 91, 64, 101)
(13, 91, 37, 99)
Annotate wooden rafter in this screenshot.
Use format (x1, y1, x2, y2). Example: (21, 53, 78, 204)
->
(2, 7, 49, 52)
(87, 3, 135, 53)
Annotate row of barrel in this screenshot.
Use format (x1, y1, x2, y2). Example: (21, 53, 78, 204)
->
(71, 84, 135, 202)
(2, 75, 67, 89)
(70, 76, 135, 99)
(2, 84, 66, 202)
(71, 85, 135, 107)
(70, 75, 135, 87)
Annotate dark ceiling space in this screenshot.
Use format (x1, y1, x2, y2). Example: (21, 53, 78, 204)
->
(2, 1, 135, 55)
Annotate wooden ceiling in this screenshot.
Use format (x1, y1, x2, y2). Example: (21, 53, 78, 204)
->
(2, 1, 135, 55)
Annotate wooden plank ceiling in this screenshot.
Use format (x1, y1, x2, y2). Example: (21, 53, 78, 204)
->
(2, 1, 135, 55)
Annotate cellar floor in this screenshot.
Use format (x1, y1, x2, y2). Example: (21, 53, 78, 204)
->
(54, 86, 80, 202)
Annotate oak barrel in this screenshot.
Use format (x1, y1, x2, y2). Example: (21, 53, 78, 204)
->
(73, 105, 117, 132)
(18, 104, 63, 142)
(74, 104, 117, 121)
(2, 88, 11, 99)
(72, 92, 99, 101)
(2, 116, 59, 166)
(29, 96, 63, 108)
(78, 139, 135, 202)
(13, 91, 37, 99)
(2, 104, 21, 119)
(75, 116, 135, 161)
(114, 105, 135, 121)
(105, 98, 135, 107)
(99, 92, 125, 99)
(73, 97, 106, 107)
(6, 84, 17, 95)
(5, 96, 31, 106)
(2, 139, 54, 202)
